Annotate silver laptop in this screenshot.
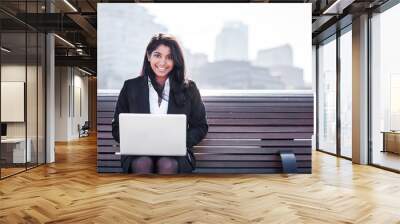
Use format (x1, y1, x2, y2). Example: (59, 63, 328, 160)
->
(119, 113, 187, 156)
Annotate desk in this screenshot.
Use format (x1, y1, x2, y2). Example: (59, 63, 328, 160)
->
(382, 131, 400, 154)
(1, 138, 31, 163)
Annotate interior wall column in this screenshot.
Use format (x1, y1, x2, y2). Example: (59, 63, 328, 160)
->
(352, 14, 369, 164)
(46, 0, 55, 163)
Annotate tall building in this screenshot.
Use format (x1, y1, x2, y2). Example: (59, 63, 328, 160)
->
(98, 5, 167, 90)
(214, 21, 248, 61)
(191, 60, 284, 89)
(254, 44, 294, 67)
(183, 48, 208, 78)
(254, 44, 305, 89)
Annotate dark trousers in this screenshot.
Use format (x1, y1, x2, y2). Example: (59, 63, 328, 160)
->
(121, 150, 195, 173)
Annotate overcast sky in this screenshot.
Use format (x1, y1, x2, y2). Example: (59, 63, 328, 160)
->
(140, 3, 312, 83)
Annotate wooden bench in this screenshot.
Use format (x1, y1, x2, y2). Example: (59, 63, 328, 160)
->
(97, 93, 313, 174)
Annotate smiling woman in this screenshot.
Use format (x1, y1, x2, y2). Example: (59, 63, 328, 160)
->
(111, 33, 208, 175)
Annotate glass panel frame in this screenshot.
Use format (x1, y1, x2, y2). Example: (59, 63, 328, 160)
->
(316, 23, 354, 161)
(317, 35, 337, 155)
(370, 3, 400, 172)
(0, 0, 47, 179)
(339, 26, 353, 159)
(0, 30, 28, 178)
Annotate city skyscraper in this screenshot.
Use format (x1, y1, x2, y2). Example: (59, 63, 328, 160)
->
(214, 21, 248, 61)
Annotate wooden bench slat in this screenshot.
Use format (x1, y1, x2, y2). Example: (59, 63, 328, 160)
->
(97, 126, 314, 133)
(204, 102, 313, 107)
(205, 107, 313, 113)
(99, 96, 314, 103)
(96, 161, 312, 168)
(198, 139, 311, 147)
(98, 139, 118, 146)
(98, 118, 314, 126)
(196, 161, 311, 168)
(98, 146, 120, 153)
(206, 112, 313, 119)
(97, 132, 113, 139)
(97, 102, 117, 111)
(98, 146, 311, 154)
(98, 160, 121, 167)
(97, 107, 314, 113)
(97, 105, 313, 113)
(195, 154, 310, 161)
(207, 119, 313, 126)
(98, 139, 312, 147)
(98, 96, 118, 101)
(192, 168, 311, 174)
(97, 112, 314, 119)
(97, 118, 113, 125)
(193, 147, 311, 154)
(97, 111, 115, 118)
(98, 154, 120, 160)
(209, 126, 313, 133)
(97, 153, 312, 161)
(98, 125, 112, 132)
(202, 97, 313, 102)
(205, 132, 312, 139)
(97, 131, 312, 140)
(97, 167, 123, 173)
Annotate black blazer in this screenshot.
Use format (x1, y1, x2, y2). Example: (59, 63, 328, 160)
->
(112, 75, 208, 150)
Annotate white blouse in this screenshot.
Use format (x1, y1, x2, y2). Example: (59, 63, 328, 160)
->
(148, 77, 170, 114)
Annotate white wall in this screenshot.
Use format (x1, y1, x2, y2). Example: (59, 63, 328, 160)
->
(1, 63, 46, 164)
(55, 66, 69, 141)
(55, 67, 89, 141)
(71, 72, 89, 138)
(1, 65, 36, 138)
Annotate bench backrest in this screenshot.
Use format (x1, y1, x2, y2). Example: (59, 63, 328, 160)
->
(97, 94, 313, 173)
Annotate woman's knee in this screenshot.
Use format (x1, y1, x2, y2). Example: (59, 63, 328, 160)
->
(131, 156, 153, 173)
(157, 157, 178, 174)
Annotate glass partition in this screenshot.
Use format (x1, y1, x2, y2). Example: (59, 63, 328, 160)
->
(339, 28, 352, 158)
(1, 31, 28, 177)
(371, 3, 400, 171)
(27, 31, 38, 169)
(317, 36, 337, 154)
(38, 32, 45, 165)
(0, 1, 46, 179)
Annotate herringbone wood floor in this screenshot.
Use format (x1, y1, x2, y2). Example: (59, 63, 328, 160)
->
(1, 134, 400, 224)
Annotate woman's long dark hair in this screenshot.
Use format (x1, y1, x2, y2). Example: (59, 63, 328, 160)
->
(141, 33, 188, 107)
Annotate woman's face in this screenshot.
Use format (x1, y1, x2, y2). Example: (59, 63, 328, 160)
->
(148, 44, 174, 79)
